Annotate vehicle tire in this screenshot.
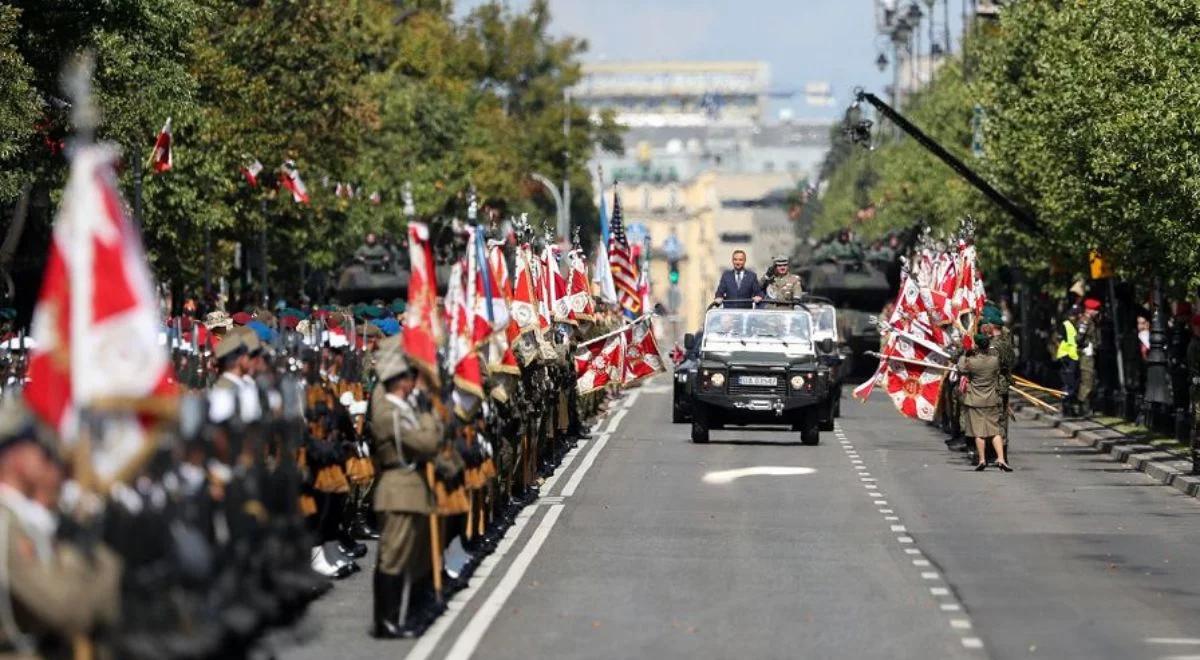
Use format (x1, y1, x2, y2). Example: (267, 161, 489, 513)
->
(691, 406, 710, 444)
(801, 411, 820, 446)
(672, 405, 684, 424)
(819, 406, 835, 432)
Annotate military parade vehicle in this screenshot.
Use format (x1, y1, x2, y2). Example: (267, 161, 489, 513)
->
(682, 303, 833, 445)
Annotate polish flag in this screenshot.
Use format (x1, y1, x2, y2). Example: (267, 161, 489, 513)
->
(280, 160, 310, 204)
(445, 262, 483, 418)
(567, 247, 596, 322)
(26, 145, 176, 484)
(148, 117, 172, 174)
(623, 320, 665, 385)
(403, 221, 441, 384)
(575, 333, 624, 395)
(240, 157, 263, 187)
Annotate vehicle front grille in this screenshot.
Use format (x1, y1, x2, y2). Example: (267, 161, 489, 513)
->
(727, 372, 787, 396)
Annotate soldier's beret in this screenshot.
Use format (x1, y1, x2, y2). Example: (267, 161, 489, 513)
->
(361, 306, 384, 320)
(231, 312, 252, 326)
(390, 301, 406, 315)
(373, 318, 400, 336)
(1083, 298, 1101, 311)
(981, 305, 1004, 327)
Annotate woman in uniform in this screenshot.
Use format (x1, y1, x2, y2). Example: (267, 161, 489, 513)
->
(958, 334, 1013, 471)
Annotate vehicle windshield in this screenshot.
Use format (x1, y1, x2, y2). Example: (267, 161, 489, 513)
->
(703, 310, 812, 344)
(813, 307, 836, 336)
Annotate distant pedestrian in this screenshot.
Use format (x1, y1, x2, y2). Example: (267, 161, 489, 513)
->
(1056, 304, 1082, 416)
(959, 334, 1012, 471)
(1076, 298, 1102, 414)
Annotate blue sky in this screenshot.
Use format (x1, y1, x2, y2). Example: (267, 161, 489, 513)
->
(456, 0, 965, 119)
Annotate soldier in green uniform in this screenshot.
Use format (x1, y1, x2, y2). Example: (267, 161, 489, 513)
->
(982, 304, 1016, 443)
(814, 229, 865, 262)
(354, 232, 392, 272)
(760, 255, 803, 303)
(369, 347, 444, 639)
(1077, 298, 1102, 414)
(0, 397, 121, 657)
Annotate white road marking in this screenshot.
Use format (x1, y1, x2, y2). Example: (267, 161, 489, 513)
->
(880, 509, 894, 514)
(540, 440, 590, 495)
(913, 559, 931, 567)
(702, 466, 817, 484)
(940, 603, 961, 612)
(405, 508, 539, 660)
(897, 536, 914, 544)
(873, 500, 888, 505)
(890, 525, 907, 532)
(444, 505, 566, 660)
(603, 409, 629, 435)
(950, 619, 972, 630)
(886, 516, 900, 521)
(921, 572, 940, 580)
(904, 548, 921, 555)
(561, 434, 610, 497)
(961, 638, 984, 649)
(930, 587, 950, 596)
(1147, 639, 1200, 645)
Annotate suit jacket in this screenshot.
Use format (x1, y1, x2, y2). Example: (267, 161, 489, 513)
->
(369, 385, 443, 514)
(714, 268, 761, 308)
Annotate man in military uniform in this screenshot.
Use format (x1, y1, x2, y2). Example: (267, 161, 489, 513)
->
(982, 304, 1016, 441)
(354, 232, 392, 272)
(212, 334, 246, 392)
(369, 347, 444, 639)
(760, 255, 803, 303)
(1187, 314, 1200, 458)
(815, 228, 865, 262)
(0, 397, 121, 657)
(1077, 298, 1102, 414)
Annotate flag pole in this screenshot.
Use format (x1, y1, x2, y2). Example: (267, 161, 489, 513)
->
(578, 313, 652, 348)
(865, 351, 955, 372)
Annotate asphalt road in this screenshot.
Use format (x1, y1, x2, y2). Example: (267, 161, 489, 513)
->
(281, 376, 1200, 660)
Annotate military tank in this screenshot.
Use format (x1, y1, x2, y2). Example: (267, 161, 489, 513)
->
(797, 256, 898, 376)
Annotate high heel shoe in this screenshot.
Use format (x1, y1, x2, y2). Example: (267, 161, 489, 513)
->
(996, 462, 1013, 472)
(974, 463, 986, 471)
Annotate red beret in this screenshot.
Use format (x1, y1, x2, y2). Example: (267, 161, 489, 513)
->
(231, 312, 252, 325)
(1083, 298, 1101, 311)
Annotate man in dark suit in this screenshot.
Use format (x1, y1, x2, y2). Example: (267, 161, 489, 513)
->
(714, 249, 762, 309)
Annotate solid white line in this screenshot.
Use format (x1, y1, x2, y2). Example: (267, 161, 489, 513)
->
(604, 408, 629, 435)
(561, 434, 610, 497)
(444, 505, 566, 660)
(540, 440, 590, 495)
(961, 637, 983, 649)
(1147, 639, 1200, 645)
(405, 509, 539, 660)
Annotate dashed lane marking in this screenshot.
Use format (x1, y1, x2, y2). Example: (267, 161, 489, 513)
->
(834, 422, 982, 654)
(702, 466, 817, 484)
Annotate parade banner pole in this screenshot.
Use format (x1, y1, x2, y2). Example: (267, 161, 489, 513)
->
(578, 314, 651, 348)
(425, 462, 444, 601)
(1009, 386, 1058, 413)
(1012, 375, 1065, 398)
(865, 351, 955, 372)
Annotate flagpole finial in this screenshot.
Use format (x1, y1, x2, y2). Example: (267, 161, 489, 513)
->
(467, 186, 478, 222)
(572, 226, 581, 249)
(62, 51, 99, 146)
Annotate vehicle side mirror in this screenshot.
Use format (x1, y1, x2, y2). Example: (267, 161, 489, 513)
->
(684, 333, 696, 351)
(818, 338, 834, 354)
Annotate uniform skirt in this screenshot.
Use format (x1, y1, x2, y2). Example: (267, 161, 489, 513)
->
(963, 404, 1003, 438)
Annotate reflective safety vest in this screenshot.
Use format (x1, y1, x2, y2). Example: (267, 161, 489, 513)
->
(1056, 319, 1079, 360)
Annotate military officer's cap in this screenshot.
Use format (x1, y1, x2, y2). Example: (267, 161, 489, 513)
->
(773, 254, 789, 265)
(0, 397, 57, 459)
(213, 334, 245, 361)
(375, 348, 412, 383)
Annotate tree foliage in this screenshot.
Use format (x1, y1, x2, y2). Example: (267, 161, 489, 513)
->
(811, 1, 1200, 290)
(0, 0, 622, 300)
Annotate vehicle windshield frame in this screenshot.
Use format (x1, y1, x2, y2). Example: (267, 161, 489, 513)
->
(702, 309, 814, 348)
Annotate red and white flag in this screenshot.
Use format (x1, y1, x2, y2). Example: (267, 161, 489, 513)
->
(510, 243, 541, 338)
(567, 247, 596, 322)
(148, 117, 172, 174)
(623, 320, 665, 385)
(403, 221, 441, 384)
(884, 338, 946, 421)
(26, 145, 175, 484)
(575, 333, 624, 395)
(240, 157, 263, 187)
(445, 262, 483, 418)
(280, 160, 310, 204)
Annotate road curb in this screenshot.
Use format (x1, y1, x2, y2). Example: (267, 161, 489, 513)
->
(1016, 407, 1200, 499)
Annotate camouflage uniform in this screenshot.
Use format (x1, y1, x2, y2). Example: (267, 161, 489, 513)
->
(1077, 313, 1101, 412)
(762, 273, 803, 302)
(990, 328, 1016, 438)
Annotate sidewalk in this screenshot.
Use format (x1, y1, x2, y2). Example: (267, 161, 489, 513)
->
(1015, 405, 1200, 498)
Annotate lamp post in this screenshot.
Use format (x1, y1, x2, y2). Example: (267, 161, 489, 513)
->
(530, 172, 565, 241)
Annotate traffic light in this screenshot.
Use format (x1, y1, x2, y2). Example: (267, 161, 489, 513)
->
(668, 259, 680, 284)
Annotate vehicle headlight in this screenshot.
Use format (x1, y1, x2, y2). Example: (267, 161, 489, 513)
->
(790, 375, 806, 390)
(710, 372, 726, 387)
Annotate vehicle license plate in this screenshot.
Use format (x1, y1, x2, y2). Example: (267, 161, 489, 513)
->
(738, 375, 777, 387)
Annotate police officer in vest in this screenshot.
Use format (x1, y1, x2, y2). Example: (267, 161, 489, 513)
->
(761, 255, 803, 303)
(369, 347, 443, 638)
(1056, 304, 1083, 416)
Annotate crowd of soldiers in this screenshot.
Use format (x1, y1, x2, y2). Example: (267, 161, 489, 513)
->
(810, 228, 901, 264)
(0, 259, 634, 656)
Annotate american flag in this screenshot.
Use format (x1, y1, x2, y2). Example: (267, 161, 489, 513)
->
(608, 185, 641, 317)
